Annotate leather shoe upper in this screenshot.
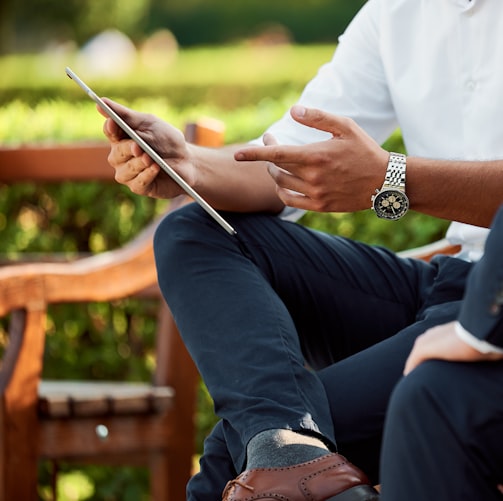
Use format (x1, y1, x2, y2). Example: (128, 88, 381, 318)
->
(222, 452, 375, 500)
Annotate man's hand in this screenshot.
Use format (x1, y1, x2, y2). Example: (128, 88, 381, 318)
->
(234, 105, 389, 213)
(404, 321, 503, 375)
(99, 99, 194, 199)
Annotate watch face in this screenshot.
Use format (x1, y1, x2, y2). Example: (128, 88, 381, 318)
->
(372, 189, 409, 220)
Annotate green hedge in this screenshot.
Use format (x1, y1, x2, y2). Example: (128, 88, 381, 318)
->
(6, 0, 365, 50)
(146, 0, 367, 46)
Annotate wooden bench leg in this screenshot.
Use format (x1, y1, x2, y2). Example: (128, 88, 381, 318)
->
(0, 310, 46, 501)
(154, 302, 199, 500)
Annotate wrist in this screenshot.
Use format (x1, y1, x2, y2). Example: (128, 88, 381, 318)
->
(371, 152, 409, 220)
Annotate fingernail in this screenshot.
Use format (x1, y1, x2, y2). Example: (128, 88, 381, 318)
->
(291, 105, 306, 118)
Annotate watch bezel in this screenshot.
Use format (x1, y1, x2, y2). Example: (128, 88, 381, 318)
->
(371, 188, 410, 220)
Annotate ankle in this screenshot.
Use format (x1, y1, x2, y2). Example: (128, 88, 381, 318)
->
(246, 429, 330, 469)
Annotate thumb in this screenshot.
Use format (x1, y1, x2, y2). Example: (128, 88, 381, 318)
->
(290, 105, 351, 138)
(403, 353, 419, 376)
(99, 98, 149, 142)
(100, 97, 141, 125)
(263, 132, 279, 146)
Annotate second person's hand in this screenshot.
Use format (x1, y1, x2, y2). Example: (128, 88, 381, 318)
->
(403, 321, 503, 376)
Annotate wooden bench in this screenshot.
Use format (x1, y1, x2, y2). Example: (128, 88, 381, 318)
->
(0, 118, 224, 501)
(397, 238, 460, 261)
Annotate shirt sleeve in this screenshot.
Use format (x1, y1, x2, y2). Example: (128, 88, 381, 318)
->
(250, 0, 397, 148)
(455, 321, 503, 355)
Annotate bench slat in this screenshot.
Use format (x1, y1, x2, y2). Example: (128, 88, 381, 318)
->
(38, 381, 174, 418)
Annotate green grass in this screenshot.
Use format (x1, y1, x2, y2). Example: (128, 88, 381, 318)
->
(1, 44, 336, 146)
(0, 44, 335, 108)
(0, 44, 335, 89)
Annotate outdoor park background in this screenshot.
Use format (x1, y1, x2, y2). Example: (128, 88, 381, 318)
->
(0, 1, 450, 499)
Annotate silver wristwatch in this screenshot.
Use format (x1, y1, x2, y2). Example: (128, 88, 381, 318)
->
(371, 152, 409, 220)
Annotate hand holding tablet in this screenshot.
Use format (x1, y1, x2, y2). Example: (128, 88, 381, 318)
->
(65, 67, 237, 236)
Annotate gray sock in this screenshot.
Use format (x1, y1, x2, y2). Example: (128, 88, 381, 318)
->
(246, 429, 330, 469)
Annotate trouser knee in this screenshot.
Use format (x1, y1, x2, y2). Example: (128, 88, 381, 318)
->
(153, 204, 229, 295)
(386, 360, 453, 433)
(154, 204, 207, 265)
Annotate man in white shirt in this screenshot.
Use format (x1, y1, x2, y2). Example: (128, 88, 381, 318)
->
(101, 0, 503, 499)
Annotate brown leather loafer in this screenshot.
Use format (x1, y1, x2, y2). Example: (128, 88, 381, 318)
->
(222, 453, 379, 500)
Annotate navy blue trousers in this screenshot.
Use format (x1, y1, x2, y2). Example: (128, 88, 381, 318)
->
(380, 360, 503, 500)
(153, 204, 472, 500)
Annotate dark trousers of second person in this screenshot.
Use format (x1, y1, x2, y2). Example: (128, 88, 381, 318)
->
(380, 360, 503, 500)
(153, 203, 472, 500)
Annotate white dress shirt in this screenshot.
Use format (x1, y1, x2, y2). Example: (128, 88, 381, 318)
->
(254, 0, 503, 261)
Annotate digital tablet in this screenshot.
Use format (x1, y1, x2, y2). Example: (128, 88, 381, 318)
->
(65, 67, 237, 236)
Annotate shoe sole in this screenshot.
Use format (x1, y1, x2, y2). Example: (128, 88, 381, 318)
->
(326, 484, 380, 501)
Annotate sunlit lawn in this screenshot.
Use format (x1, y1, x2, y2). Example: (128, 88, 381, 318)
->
(0, 43, 335, 90)
(0, 44, 336, 146)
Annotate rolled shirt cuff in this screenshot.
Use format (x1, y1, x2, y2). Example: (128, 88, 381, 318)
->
(455, 321, 503, 354)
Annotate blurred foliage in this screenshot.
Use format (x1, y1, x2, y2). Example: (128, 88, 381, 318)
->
(0, 43, 450, 499)
(146, 0, 367, 46)
(1, 0, 151, 53)
(1, 0, 365, 53)
(0, 179, 162, 254)
(38, 463, 150, 501)
(0, 45, 335, 108)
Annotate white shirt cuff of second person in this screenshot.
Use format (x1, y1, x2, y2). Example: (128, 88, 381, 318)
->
(455, 321, 503, 354)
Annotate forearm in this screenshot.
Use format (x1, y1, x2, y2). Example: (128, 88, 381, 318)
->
(407, 157, 503, 228)
(190, 143, 285, 214)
